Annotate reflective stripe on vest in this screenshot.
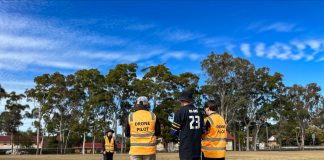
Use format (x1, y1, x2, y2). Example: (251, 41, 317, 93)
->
(131, 133, 155, 137)
(130, 143, 156, 146)
(202, 114, 226, 158)
(202, 138, 226, 141)
(202, 146, 226, 151)
(129, 110, 157, 155)
(206, 116, 214, 125)
(104, 136, 114, 152)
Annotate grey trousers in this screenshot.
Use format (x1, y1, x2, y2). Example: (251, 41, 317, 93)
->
(130, 154, 156, 160)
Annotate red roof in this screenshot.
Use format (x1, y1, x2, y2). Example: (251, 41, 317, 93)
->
(77, 143, 101, 149)
(227, 132, 234, 140)
(0, 136, 10, 142)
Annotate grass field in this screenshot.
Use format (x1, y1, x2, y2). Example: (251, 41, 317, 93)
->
(1, 151, 324, 160)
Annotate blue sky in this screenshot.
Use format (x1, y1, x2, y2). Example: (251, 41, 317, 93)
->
(1, 1, 324, 130)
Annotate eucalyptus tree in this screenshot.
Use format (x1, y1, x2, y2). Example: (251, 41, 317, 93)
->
(72, 69, 106, 154)
(25, 74, 51, 155)
(106, 63, 138, 153)
(288, 83, 321, 150)
(0, 92, 29, 153)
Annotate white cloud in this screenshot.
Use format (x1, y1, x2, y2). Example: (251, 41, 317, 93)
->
(159, 29, 203, 42)
(306, 40, 322, 51)
(248, 22, 300, 32)
(317, 57, 324, 62)
(240, 43, 251, 57)
(78, 48, 166, 63)
(160, 51, 201, 61)
(0, 34, 58, 49)
(255, 43, 266, 57)
(244, 39, 324, 61)
(259, 22, 296, 32)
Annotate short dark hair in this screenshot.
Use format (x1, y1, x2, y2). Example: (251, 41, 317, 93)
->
(204, 99, 220, 112)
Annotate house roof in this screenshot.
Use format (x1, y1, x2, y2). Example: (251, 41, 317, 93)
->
(77, 143, 102, 149)
(0, 136, 10, 142)
(268, 136, 277, 142)
(227, 132, 234, 140)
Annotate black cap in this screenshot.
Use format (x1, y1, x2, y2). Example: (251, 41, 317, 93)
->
(179, 90, 193, 102)
(106, 129, 114, 133)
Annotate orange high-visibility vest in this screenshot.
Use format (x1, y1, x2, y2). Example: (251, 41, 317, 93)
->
(128, 110, 157, 155)
(104, 136, 114, 152)
(201, 114, 227, 158)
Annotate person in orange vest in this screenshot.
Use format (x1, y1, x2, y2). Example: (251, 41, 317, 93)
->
(125, 96, 161, 160)
(201, 100, 227, 160)
(101, 129, 117, 160)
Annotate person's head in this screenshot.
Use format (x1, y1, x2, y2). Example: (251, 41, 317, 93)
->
(204, 100, 220, 116)
(106, 129, 114, 137)
(135, 96, 149, 110)
(179, 90, 193, 107)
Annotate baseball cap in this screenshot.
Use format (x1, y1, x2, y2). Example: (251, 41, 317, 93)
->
(136, 96, 148, 105)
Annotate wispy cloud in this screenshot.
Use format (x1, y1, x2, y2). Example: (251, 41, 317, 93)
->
(158, 29, 203, 42)
(240, 39, 324, 61)
(161, 51, 202, 61)
(78, 48, 166, 63)
(200, 37, 233, 48)
(125, 23, 156, 31)
(0, 12, 207, 74)
(240, 43, 251, 57)
(248, 22, 301, 32)
(0, 34, 59, 49)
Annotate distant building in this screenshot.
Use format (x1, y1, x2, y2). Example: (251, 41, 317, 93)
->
(226, 132, 235, 151)
(0, 135, 43, 150)
(74, 142, 102, 154)
(268, 136, 279, 149)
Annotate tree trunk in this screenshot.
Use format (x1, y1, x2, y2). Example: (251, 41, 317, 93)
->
(92, 134, 95, 154)
(246, 124, 250, 151)
(153, 94, 157, 109)
(253, 124, 260, 151)
(82, 132, 86, 155)
(238, 133, 241, 151)
(220, 92, 225, 118)
(233, 127, 237, 151)
(59, 117, 63, 154)
(40, 132, 44, 155)
(36, 107, 41, 155)
(296, 130, 300, 149)
(121, 127, 124, 153)
(11, 133, 14, 154)
(64, 130, 70, 154)
(301, 127, 305, 150)
(265, 124, 269, 144)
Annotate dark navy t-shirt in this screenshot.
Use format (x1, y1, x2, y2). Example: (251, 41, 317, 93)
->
(171, 104, 204, 160)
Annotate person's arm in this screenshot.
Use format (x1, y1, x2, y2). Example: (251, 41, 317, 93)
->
(125, 116, 131, 138)
(204, 120, 210, 135)
(170, 110, 182, 136)
(155, 117, 161, 136)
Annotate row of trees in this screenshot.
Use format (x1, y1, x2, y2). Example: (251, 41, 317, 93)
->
(1, 52, 324, 154)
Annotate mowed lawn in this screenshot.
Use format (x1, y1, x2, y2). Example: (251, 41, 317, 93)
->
(1, 151, 324, 160)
